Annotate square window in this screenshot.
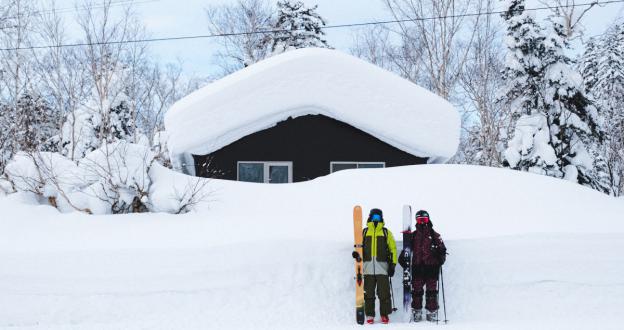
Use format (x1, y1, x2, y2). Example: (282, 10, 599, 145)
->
(238, 163, 264, 183)
(269, 165, 290, 183)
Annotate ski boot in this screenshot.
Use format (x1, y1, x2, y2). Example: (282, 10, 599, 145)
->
(366, 316, 374, 324)
(412, 309, 422, 322)
(380, 315, 389, 324)
(426, 310, 438, 322)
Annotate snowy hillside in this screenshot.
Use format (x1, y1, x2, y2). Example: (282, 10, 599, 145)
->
(1, 165, 623, 329)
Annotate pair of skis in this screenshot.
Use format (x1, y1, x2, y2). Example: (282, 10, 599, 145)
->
(351, 205, 413, 325)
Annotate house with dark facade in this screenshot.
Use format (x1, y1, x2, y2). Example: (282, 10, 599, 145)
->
(164, 48, 460, 183)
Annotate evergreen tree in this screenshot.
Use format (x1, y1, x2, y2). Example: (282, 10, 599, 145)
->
(581, 23, 624, 195)
(107, 99, 135, 142)
(580, 36, 600, 91)
(500, 0, 559, 176)
(0, 94, 59, 154)
(501, 1, 608, 192)
(14, 94, 59, 153)
(541, 18, 606, 191)
(0, 102, 13, 171)
(269, 0, 330, 54)
(593, 24, 624, 108)
(60, 96, 135, 160)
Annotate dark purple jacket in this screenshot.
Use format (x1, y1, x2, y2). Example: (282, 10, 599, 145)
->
(411, 224, 446, 266)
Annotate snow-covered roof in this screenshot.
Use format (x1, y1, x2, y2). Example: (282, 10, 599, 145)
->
(164, 48, 460, 163)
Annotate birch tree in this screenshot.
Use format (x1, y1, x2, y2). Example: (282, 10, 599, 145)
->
(205, 0, 274, 75)
(382, 0, 482, 99)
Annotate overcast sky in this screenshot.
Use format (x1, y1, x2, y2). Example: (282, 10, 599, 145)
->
(53, 0, 624, 77)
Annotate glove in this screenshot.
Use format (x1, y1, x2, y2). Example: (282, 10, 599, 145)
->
(388, 263, 396, 277)
(352, 251, 361, 261)
(437, 251, 447, 265)
(432, 246, 447, 265)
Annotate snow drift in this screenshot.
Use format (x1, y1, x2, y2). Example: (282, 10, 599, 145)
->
(1, 165, 623, 329)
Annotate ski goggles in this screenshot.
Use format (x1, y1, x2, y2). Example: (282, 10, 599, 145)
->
(371, 214, 382, 222)
(416, 216, 430, 224)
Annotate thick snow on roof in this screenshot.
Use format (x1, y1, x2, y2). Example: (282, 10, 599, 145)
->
(164, 48, 460, 163)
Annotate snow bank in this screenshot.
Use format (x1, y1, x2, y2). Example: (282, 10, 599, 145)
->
(2, 164, 622, 251)
(165, 48, 460, 166)
(1, 165, 624, 329)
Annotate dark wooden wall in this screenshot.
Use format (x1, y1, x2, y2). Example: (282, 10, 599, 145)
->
(193, 114, 427, 182)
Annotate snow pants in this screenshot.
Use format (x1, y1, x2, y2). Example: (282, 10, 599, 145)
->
(411, 265, 440, 312)
(364, 275, 392, 317)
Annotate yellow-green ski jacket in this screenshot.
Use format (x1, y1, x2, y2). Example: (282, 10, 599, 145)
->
(362, 222, 397, 276)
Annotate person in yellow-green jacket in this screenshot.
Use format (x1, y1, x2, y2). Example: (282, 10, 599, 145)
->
(362, 208, 398, 324)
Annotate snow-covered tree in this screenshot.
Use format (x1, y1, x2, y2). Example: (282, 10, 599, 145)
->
(107, 99, 135, 142)
(580, 23, 624, 195)
(269, 0, 330, 54)
(501, 0, 607, 192)
(0, 93, 59, 164)
(580, 36, 600, 91)
(541, 18, 606, 191)
(499, 0, 556, 175)
(60, 101, 101, 160)
(14, 94, 59, 152)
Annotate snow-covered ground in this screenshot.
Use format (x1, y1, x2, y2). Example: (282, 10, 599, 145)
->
(1, 165, 623, 329)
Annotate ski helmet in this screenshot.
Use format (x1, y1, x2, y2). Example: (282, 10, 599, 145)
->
(368, 208, 383, 222)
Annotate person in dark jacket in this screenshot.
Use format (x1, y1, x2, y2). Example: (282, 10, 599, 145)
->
(399, 210, 446, 322)
(361, 208, 398, 324)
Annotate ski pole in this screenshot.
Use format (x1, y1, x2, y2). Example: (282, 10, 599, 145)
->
(441, 266, 448, 324)
(436, 276, 440, 325)
(389, 277, 398, 312)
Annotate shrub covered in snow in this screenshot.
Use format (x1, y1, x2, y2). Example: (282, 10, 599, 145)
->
(1, 141, 182, 215)
(3, 151, 87, 212)
(152, 130, 172, 168)
(78, 142, 155, 214)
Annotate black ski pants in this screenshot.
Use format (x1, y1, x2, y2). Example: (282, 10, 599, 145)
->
(364, 275, 392, 317)
(411, 265, 440, 312)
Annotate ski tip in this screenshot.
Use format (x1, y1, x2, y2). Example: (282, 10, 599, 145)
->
(354, 205, 362, 212)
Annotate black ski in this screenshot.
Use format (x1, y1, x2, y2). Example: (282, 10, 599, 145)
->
(401, 205, 413, 316)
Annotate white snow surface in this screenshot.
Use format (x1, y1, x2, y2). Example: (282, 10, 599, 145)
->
(164, 48, 460, 164)
(1, 165, 624, 329)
